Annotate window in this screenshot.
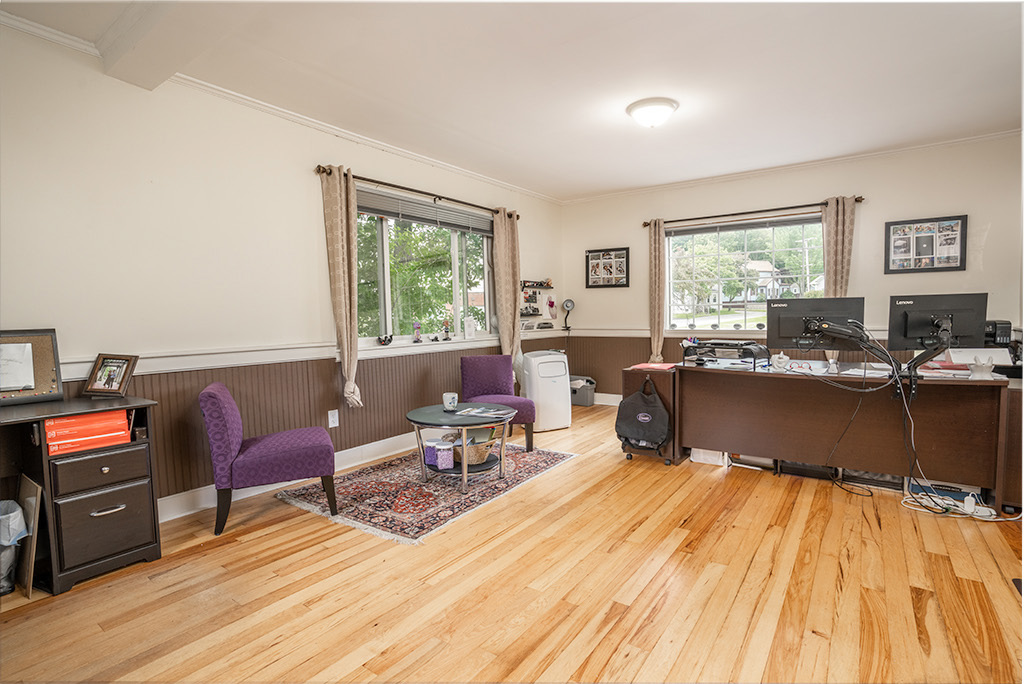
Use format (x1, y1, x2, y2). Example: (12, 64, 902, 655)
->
(356, 189, 493, 339)
(666, 214, 824, 331)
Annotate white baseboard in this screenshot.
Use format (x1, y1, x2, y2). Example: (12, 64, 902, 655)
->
(156, 432, 419, 523)
(595, 392, 621, 406)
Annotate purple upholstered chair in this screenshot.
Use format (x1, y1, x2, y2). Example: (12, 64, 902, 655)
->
(460, 355, 536, 451)
(198, 382, 338, 535)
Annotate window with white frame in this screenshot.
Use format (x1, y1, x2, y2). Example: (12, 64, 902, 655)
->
(666, 213, 824, 331)
(356, 188, 493, 340)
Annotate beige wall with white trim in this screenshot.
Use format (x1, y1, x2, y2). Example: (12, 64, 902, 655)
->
(0, 27, 564, 368)
(558, 134, 1022, 333)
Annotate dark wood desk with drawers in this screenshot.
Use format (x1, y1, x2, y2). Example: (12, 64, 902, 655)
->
(0, 396, 160, 594)
(670, 363, 1013, 510)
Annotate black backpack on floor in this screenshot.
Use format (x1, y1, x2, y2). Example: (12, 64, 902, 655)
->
(615, 376, 672, 459)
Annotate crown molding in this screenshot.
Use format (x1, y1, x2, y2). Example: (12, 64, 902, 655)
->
(0, 11, 99, 57)
(0, 11, 559, 207)
(168, 74, 561, 207)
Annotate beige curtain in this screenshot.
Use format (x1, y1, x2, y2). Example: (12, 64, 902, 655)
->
(823, 196, 857, 298)
(319, 165, 363, 408)
(492, 208, 522, 373)
(648, 218, 666, 362)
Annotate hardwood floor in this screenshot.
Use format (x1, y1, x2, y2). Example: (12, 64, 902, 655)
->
(1, 404, 1020, 683)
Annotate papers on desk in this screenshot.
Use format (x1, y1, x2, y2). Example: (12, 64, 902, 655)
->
(698, 358, 765, 371)
(629, 362, 677, 371)
(945, 348, 1013, 365)
(838, 363, 894, 378)
(916, 367, 1007, 380)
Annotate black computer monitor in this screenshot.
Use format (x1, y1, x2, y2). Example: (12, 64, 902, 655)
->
(886, 293, 987, 351)
(766, 297, 866, 352)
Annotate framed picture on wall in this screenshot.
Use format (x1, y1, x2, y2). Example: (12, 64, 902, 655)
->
(585, 247, 629, 288)
(884, 215, 966, 274)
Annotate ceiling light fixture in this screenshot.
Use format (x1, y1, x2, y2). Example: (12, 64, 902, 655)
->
(626, 97, 679, 128)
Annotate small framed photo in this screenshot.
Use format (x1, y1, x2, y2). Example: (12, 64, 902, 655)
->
(82, 353, 139, 398)
(884, 215, 966, 274)
(586, 247, 629, 288)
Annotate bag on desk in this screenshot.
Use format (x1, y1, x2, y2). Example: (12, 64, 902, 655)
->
(615, 377, 671, 453)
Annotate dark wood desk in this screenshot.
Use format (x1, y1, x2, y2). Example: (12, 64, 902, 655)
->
(673, 364, 1010, 509)
(621, 367, 681, 464)
(0, 396, 161, 594)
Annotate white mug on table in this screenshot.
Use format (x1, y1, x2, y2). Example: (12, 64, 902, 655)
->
(442, 392, 458, 411)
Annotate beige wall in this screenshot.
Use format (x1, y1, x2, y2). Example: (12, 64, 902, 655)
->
(3, 25, 1020, 376)
(559, 134, 1022, 334)
(0, 27, 565, 372)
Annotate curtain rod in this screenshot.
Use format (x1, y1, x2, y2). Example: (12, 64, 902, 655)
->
(642, 196, 864, 227)
(315, 165, 517, 219)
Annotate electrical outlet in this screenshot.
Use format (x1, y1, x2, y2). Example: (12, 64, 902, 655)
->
(328, 409, 339, 428)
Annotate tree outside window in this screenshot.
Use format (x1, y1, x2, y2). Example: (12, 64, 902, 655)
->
(357, 213, 490, 339)
(667, 218, 824, 331)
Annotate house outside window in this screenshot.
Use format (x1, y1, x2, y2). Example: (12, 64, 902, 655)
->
(666, 214, 824, 331)
(356, 188, 493, 340)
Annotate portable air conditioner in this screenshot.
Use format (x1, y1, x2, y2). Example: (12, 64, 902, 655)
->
(521, 350, 571, 431)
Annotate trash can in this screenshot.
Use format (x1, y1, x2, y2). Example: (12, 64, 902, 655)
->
(521, 350, 572, 431)
(569, 375, 596, 406)
(0, 500, 28, 596)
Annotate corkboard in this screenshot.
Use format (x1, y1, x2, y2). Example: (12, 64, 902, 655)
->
(0, 329, 63, 405)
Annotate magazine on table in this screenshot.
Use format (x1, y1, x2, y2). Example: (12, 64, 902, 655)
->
(456, 407, 516, 418)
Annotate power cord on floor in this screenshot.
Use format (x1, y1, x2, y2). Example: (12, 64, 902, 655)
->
(901, 490, 1023, 521)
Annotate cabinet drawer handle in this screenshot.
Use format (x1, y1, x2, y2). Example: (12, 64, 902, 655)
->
(90, 504, 127, 517)
(101, 466, 111, 474)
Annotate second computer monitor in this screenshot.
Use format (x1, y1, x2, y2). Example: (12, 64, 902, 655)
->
(766, 296, 866, 352)
(886, 293, 987, 351)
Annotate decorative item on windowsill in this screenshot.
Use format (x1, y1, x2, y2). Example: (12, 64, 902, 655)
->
(442, 320, 451, 341)
(413, 322, 422, 343)
(377, 335, 393, 346)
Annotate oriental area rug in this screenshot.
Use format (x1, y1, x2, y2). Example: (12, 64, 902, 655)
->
(276, 444, 578, 544)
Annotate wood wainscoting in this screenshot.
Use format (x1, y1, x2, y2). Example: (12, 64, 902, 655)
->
(61, 346, 541, 499)
(44, 334, 911, 500)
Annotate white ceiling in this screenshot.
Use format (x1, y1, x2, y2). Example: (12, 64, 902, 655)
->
(3, 2, 1021, 202)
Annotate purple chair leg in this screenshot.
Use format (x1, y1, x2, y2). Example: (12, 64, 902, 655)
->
(321, 476, 338, 515)
(215, 489, 231, 535)
(525, 423, 534, 452)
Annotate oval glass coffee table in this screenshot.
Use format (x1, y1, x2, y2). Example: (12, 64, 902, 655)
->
(406, 402, 517, 493)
